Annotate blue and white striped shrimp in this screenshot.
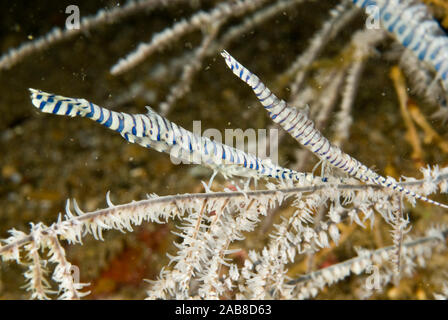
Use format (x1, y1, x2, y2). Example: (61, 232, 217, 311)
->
(29, 88, 316, 184)
(352, 0, 448, 95)
(221, 50, 448, 209)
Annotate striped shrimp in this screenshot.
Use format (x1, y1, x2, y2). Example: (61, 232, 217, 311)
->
(29, 88, 316, 184)
(221, 50, 448, 209)
(352, 0, 448, 95)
